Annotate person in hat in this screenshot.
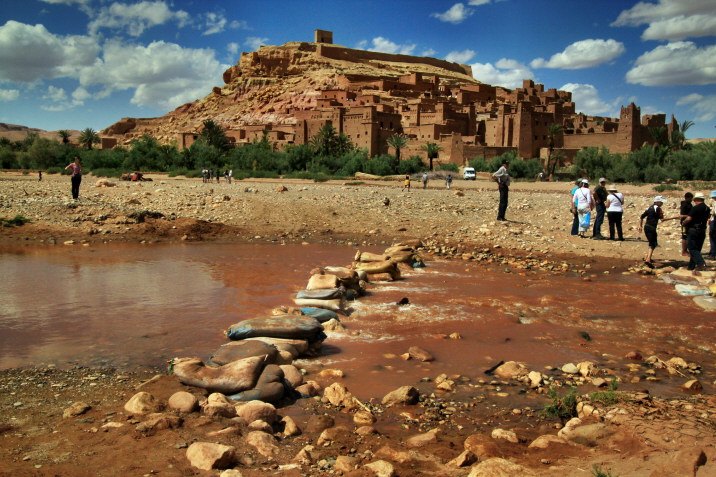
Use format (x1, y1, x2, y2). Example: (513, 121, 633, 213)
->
(638, 196, 678, 266)
(573, 179, 594, 237)
(570, 179, 584, 235)
(678, 192, 694, 257)
(592, 177, 608, 239)
(605, 185, 625, 241)
(682, 192, 711, 270)
(708, 190, 716, 258)
(492, 160, 511, 221)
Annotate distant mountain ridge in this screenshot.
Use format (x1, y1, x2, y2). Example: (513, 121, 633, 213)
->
(0, 123, 79, 142)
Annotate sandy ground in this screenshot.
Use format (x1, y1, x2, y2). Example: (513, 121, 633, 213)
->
(1, 171, 715, 476)
(0, 172, 702, 268)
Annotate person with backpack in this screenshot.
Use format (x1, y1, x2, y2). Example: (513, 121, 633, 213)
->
(492, 160, 511, 221)
(573, 179, 594, 237)
(605, 186, 625, 241)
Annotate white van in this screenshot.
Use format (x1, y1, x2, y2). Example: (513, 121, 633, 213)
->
(463, 167, 476, 180)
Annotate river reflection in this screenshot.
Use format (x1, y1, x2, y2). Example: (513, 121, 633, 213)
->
(1, 242, 714, 399)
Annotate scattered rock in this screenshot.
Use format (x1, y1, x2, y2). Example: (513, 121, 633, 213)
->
(682, 379, 703, 392)
(246, 431, 279, 458)
(491, 428, 518, 443)
(407, 346, 434, 362)
(186, 442, 235, 470)
(406, 428, 439, 447)
(467, 457, 536, 476)
(63, 402, 91, 418)
(168, 391, 198, 413)
(447, 449, 478, 467)
(281, 415, 301, 437)
(493, 361, 527, 378)
(334, 455, 358, 472)
(124, 392, 162, 415)
(323, 382, 359, 410)
(561, 363, 579, 374)
(382, 386, 419, 406)
(235, 401, 276, 424)
(364, 459, 395, 477)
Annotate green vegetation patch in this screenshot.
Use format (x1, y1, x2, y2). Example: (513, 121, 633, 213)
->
(1, 215, 31, 227)
(541, 386, 578, 420)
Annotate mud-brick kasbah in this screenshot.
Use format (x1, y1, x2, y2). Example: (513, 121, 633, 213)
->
(101, 30, 680, 167)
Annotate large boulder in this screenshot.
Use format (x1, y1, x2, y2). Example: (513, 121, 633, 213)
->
(208, 340, 278, 367)
(382, 386, 419, 406)
(323, 382, 360, 410)
(493, 361, 527, 379)
(172, 356, 264, 394)
(226, 315, 324, 340)
(467, 457, 535, 476)
(168, 391, 199, 413)
(124, 392, 162, 415)
(186, 442, 235, 470)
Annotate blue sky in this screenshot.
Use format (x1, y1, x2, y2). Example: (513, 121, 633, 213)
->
(1, 0, 715, 139)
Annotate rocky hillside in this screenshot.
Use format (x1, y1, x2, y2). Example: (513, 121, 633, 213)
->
(101, 42, 479, 145)
(0, 122, 79, 143)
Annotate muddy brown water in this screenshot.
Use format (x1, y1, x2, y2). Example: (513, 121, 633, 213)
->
(1, 243, 713, 401)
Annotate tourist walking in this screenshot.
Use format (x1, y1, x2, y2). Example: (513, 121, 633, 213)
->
(445, 174, 452, 189)
(492, 160, 511, 221)
(683, 192, 711, 270)
(422, 172, 428, 189)
(403, 174, 410, 191)
(573, 179, 594, 236)
(638, 196, 676, 266)
(679, 192, 694, 257)
(592, 177, 607, 239)
(64, 156, 82, 200)
(570, 179, 583, 235)
(605, 186, 624, 241)
(38, 170, 42, 181)
(228, 169, 233, 184)
(709, 191, 716, 259)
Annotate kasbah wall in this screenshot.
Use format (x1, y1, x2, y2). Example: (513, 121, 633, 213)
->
(173, 30, 680, 169)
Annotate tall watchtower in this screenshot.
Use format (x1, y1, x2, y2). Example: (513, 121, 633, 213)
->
(314, 30, 333, 44)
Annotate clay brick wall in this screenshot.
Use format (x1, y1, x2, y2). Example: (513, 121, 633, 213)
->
(317, 44, 472, 76)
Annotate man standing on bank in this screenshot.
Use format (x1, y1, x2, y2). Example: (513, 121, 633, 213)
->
(682, 192, 711, 270)
(492, 160, 511, 221)
(592, 177, 608, 239)
(64, 156, 82, 200)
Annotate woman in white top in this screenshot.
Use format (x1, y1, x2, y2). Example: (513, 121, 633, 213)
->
(605, 186, 625, 241)
(573, 180, 595, 236)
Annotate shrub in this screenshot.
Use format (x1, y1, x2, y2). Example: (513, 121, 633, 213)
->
(1, 215, 31, 227)
(90, 168, 123, 178)
(592, 465, 618, 477)
(542, 387, 578, 420)
(653, 184, 683, 192)
(468, 156, 490, 172)
(438, 163, 459, 172)
(397, 156, 425, 175)
(45, 167, 64, 175)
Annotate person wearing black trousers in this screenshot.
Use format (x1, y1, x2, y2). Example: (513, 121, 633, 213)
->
(492, 160, 510, 221)
(64, 156, 82, 200)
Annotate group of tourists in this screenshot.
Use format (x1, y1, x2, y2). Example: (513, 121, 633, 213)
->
(401, 173, 454, 191)
(569, 177, 625, 241)
(201, 168, 232, 184)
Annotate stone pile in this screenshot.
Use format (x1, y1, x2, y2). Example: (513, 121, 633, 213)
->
(657, 267, 716, 311)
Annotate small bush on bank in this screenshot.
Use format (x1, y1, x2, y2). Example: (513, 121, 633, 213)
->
(90, 168, 123, 178)
(542, 387, 578, 420)
(438, 163, 459, 172)
(653, 184, 683, 192)
(45, 167, 63, 175)
(1, 215, 31, 227)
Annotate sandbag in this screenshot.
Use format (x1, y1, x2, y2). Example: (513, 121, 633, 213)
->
(296, 288, 344, 300)
(171, 356, 264, 394)
(293, 297, 344, 311)
(322, 266, 359, 282)
(208, 340, 279, 367)
(307, 274, 339, 290)
(301, 307, 339, 323)
(226, 315, 324, 341)
(270, 306, 303, 316)
(353, 260, 398, 274)
(384, 245, 414, 255)
(354, 251, 389, 262)
(388, 251, 417, 264)
(392, 239, 423, 249)
(247, 337, 312, 355)
(228, 364, 286, 403)
(367, 272, 396, 282)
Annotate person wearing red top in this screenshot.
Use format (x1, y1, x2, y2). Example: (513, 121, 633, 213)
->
(64, 156, 82, 200)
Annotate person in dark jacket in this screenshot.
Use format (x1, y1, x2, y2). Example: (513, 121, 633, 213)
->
(682, 192, 711, 270)
(679, 192, 694, 257)
(638, 196, 677, 266)
(592, 177, 608, 239)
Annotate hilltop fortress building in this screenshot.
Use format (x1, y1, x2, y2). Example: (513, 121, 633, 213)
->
(105, 30, 678, 166)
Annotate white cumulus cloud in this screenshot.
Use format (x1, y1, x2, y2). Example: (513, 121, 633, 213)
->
(431, 3, 473, 24)
(530, 39, 625, 69)
(470, 58, 533, 89)
(612, 0, 716, 40)
(468, 0, 491, 5)
(227, 42, 239, 55)
(78, 39, 228, 111)
(88, 1, 189, 37)
(244, 37, 268, 50)
(422, 48, 437, 57)
(626, 41, 716, 86)
(0, 89, 20, 101)
(0, 21, 99, 82)
(677, 93, 716, 122)
(445, 49, 475, 63)
(44, 85, 67, 102)
(39, 0, 89, 4)
(362, 37, 416, 55)
(560, 83, 615, 116)
(201, 12, 246, 35)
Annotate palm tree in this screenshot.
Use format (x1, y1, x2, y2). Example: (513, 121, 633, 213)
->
(310, 123, 353, 157)
(200, 119, 231, 152)
(387, 134, 408, 164)
(78, 128, 100, 150)
(671, 120, 694, 151)
(420, 142, 442, 171)
(546, 123, 563, 179)
(57, 130, 71, 144)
